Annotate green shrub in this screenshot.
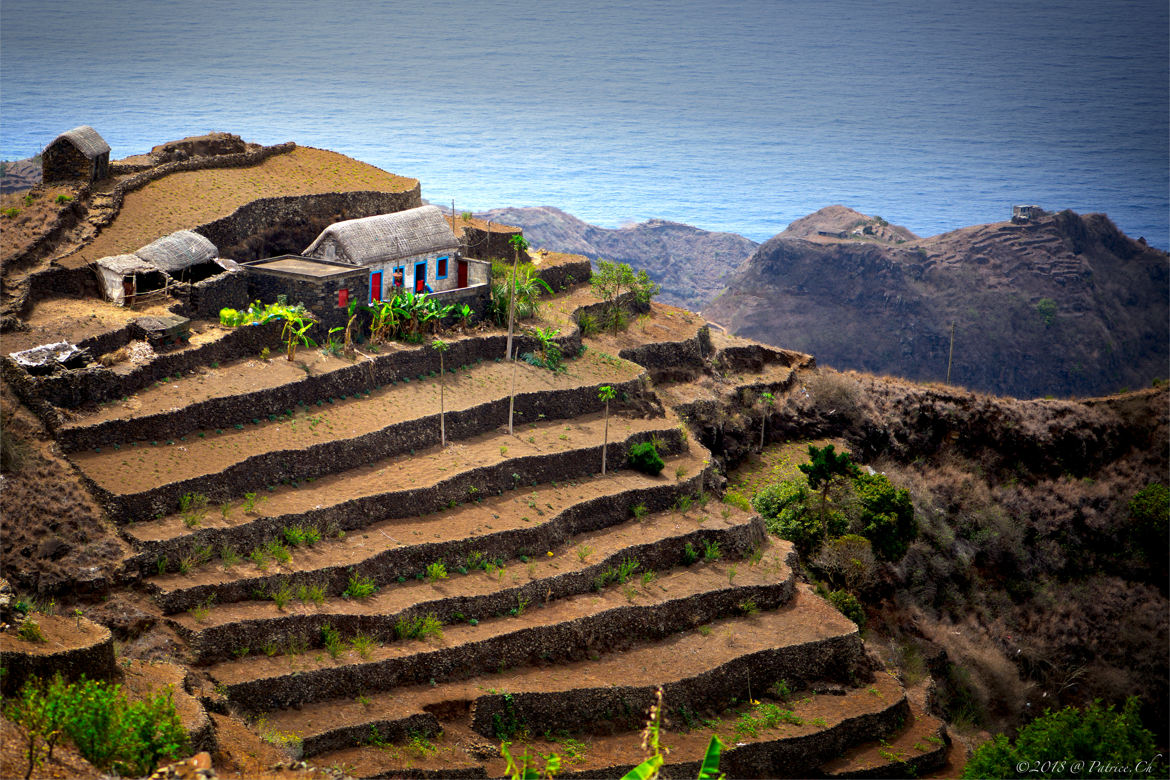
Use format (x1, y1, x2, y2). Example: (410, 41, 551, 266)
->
(723, 490, 752, 512)
(753, 479, 841, 555)
(852, 472, 917, 560)
(5, 674, 187, 778)
(343, 571, 378, 599)
(627, 441, 665, 476)
(827, 590, 865, 627)
(962, 697, 1162, 779)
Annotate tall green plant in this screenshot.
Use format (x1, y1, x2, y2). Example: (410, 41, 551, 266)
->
(432, 337, 450, 447)
(599, 385, 616, 475)
(798, 444, 860, 538)
(758, 391, 774, 451)
(506, 234, 530, 361)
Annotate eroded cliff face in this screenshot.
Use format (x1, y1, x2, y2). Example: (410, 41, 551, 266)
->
(705, 208, 1169, 398)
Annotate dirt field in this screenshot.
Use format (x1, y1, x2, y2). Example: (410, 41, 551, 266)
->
(72, 147, 417, 265)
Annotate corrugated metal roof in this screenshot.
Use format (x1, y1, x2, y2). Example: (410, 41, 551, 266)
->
(49, 126, 111, 159)
(303, 205, 460, 265)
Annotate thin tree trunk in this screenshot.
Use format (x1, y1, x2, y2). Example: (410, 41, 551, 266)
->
(508, 353, 518, 435)
(601, 400, 609, 474)
(439, 351, 446, 447)
(505, 248, 519, 361)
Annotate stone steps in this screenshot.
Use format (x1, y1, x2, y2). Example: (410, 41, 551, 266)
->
(256, 587, 867, 758)
(206, 546, 793, 711)
(171, 503, 776, 664)
(126, 411, 684, 571)
(69, 354, 647, 521)
(146, 441, 707, 613)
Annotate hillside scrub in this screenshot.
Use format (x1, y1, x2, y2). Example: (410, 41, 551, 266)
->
(727, 374, 1168, 737)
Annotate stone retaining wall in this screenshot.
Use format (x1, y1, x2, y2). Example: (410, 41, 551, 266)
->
(20, 321, 284, 417)
(470, 629, 867, 738)
(178, 516, 776, 665)
(534, 257, 592, 293)
(58, 329, 583, 452)
(216, 525, 776, 712)
(139, 424, 686, 592)
(618, 325, 712, 383)
(91, 369, 648, 523)
(0, 618, 116, 695)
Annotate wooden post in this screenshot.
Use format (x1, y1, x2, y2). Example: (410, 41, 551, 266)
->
(946, 321, 956, 385)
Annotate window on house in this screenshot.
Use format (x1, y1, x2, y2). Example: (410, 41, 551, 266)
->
(436, 256, 448, 279)
(338, 288, 349, 308)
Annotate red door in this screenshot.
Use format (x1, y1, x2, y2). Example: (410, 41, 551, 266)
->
(370, 271, 382, 302)
(415, 261, 427, 293)
(457, 259, 468, 287)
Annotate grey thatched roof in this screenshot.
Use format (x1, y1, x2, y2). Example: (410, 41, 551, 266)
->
(304, 205, 459, 265)
(49, 126, 110, 159)
(135, 230, 218, 274)
(96, 254, 155, 274)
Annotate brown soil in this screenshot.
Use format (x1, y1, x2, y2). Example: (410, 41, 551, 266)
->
(136, 410, 681, 548)
(0, 614, 108, 655)
(70, 349, 642, 495)
(820, 696, 946, 776)
(0, 184, 83, 264)
(119, 658, 208, 739)
(3, 294, 182, 354)
(444, 213, 518, 233)
(262, 586, 857, 740)
(67, 147, 417, 267)
(208, 536, 787, 687)
(0, 715, 103, 780)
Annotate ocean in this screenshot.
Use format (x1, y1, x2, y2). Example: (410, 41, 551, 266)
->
(1, 0, 1166, 247)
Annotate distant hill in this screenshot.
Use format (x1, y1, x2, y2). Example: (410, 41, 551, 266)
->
(0, 156, 40, 193)
(473, 206, 757, 311)
(705, 206, 1170, 398)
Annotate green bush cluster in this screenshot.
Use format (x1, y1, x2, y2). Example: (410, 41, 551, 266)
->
(627, 441, 665, 476)
(962, 697, 1162, 779)
(4, 674, 187, 778)
(826, 590, 865, 627)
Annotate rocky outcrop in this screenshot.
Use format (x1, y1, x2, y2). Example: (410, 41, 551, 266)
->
(475, 206, 758, 311)
(706, 208, 1169, 398)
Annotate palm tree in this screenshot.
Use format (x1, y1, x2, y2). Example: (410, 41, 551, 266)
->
(432, 337, 450, 447)
(598, 385, 616, 474)
(759, 391, 775, 451)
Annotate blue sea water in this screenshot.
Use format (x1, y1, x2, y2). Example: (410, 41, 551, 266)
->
(2, 0, 1167, 247)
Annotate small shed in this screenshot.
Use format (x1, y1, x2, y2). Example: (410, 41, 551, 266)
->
(135, 230, 222, 283)
(302, 205, 463, 302)
(243, 255, 369, 333)
(42, 126, 111, 183)
(94, 254, 167, 306)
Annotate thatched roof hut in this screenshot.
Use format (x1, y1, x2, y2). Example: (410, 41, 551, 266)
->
(94, 254, 166, 305)
(135, 230, 218, 277)
(42, 125, 111, 183)
(303, 205, 459, 266)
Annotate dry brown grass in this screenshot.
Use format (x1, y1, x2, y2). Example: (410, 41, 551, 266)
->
(75, 147, 417, 263)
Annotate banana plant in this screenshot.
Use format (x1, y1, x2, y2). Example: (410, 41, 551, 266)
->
(280, 313, 317, 361)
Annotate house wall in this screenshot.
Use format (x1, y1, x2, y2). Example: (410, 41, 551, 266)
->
(359, 249, 461, 300)
(42, 140, 94, 183)
(245, 266, 369, 335)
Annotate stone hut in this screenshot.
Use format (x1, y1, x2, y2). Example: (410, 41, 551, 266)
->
(243, 255, 370, 334)
(302, 205, 471, 303)
(42, 126, 110, 183)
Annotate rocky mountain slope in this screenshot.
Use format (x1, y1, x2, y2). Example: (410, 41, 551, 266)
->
(705, 207, 1169, 399)
(474, 206, 757, 310)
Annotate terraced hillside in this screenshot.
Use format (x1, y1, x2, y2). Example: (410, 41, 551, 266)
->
(1, 273, 952, 778)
